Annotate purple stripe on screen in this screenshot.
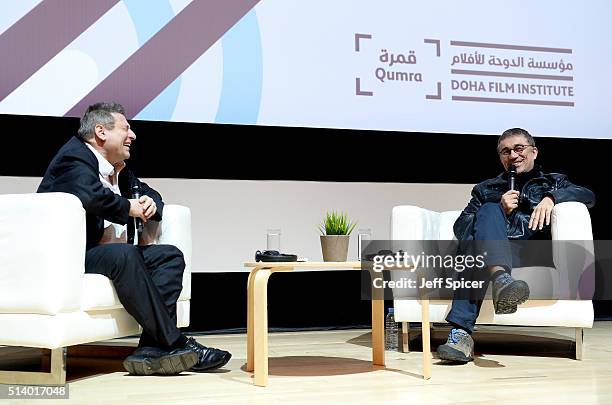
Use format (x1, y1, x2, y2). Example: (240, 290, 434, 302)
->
(66, 0, 261, 119)
(0, 0, 119, 101)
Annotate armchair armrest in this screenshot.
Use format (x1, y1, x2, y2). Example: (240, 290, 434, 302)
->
(550, 202, 594, 299)
(0, 193, 85, 315)
(551, 201, 593, 241)
(390, 206, 441, 297)
(391, 205, 440, 240)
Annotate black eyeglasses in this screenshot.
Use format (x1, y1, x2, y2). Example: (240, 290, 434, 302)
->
(498, 144, 534, 157)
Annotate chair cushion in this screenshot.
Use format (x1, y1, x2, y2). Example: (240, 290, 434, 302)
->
(80, 274, 123, 311)
(81, 273, 189, 311)
(393, 299, 593, 327)
(438, 211, 461, 240)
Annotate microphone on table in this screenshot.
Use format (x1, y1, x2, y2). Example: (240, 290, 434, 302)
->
(507, 164, 517, 191)
(131, 184, 144, 234)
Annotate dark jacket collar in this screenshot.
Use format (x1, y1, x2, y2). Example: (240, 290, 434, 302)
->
(498, 164, 544, 182)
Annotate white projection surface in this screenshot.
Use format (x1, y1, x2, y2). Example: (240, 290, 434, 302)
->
(0, 0, 610, 138)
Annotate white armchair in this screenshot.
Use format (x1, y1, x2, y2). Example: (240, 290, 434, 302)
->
(0, 192, 192, 384)
(391, 201, 594, 360)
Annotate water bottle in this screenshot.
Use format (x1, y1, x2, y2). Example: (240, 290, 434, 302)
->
(385, 308, 398, 351)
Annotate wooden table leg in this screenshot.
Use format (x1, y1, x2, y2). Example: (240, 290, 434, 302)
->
(371, 298, 385, 366)
(421, 297, 431, 380)
(253, 268, 272, 387)
(246, 268, 257, 372)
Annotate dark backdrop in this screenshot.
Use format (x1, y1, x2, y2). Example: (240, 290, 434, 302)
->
(2, 113, 610, 330)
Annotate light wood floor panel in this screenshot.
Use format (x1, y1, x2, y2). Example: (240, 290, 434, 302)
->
(2, 322, 612, 404)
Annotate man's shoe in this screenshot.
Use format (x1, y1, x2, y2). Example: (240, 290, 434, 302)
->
(492, 272, 530, 315)
(123, 346, 198, 376)
(437, 328, 474, 362)
(184, 337, 232, 372)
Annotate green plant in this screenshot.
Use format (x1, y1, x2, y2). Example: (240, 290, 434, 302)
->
(318, 211, 357, 235)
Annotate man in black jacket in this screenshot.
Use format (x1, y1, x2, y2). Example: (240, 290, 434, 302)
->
(38, 102, 231, 375)
(437, 128, 595, 363)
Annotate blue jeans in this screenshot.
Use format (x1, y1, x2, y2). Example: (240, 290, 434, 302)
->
(445, 203, 548, 333)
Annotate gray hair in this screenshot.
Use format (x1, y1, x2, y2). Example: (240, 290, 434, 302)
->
(77, 102, 126, 141)
(497, 127, 536, 152)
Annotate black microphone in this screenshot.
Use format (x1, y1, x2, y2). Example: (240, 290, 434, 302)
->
(508, 164, 517, 191)
(131, 184, 144, 234)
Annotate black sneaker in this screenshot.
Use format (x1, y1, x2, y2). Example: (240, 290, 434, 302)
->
(437, 328, 474, 363)
(492, 272, 530, 314)
(184, 337, 232, 372)
(123, 346, 198, 376)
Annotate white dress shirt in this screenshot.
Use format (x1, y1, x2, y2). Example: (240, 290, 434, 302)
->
(85, 143, 128, 244)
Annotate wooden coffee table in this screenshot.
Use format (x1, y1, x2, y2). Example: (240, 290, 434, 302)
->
(244, 261, 431, 386)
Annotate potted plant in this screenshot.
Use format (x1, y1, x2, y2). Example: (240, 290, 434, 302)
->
(318, 211, 356, 262)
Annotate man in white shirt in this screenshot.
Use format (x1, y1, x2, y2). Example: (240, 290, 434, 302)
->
(38, 102, 231, 375)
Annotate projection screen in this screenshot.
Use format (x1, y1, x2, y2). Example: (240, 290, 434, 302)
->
(1, 0, 610, 138)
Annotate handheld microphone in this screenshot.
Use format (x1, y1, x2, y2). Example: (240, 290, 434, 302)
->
(131, 184, 144, 234)
(508, 164, 517, 191)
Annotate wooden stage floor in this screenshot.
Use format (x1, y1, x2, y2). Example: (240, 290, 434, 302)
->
(2, 322, 612, 404)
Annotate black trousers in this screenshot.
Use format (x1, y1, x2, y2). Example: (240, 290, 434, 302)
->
(85, 243, 185, 349)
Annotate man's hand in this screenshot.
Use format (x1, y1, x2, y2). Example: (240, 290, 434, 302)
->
(129, 199, 146, 222)
(529, 196, 554, 230)
(500, 190, 520, 215)
(139, 195, 157, 220)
